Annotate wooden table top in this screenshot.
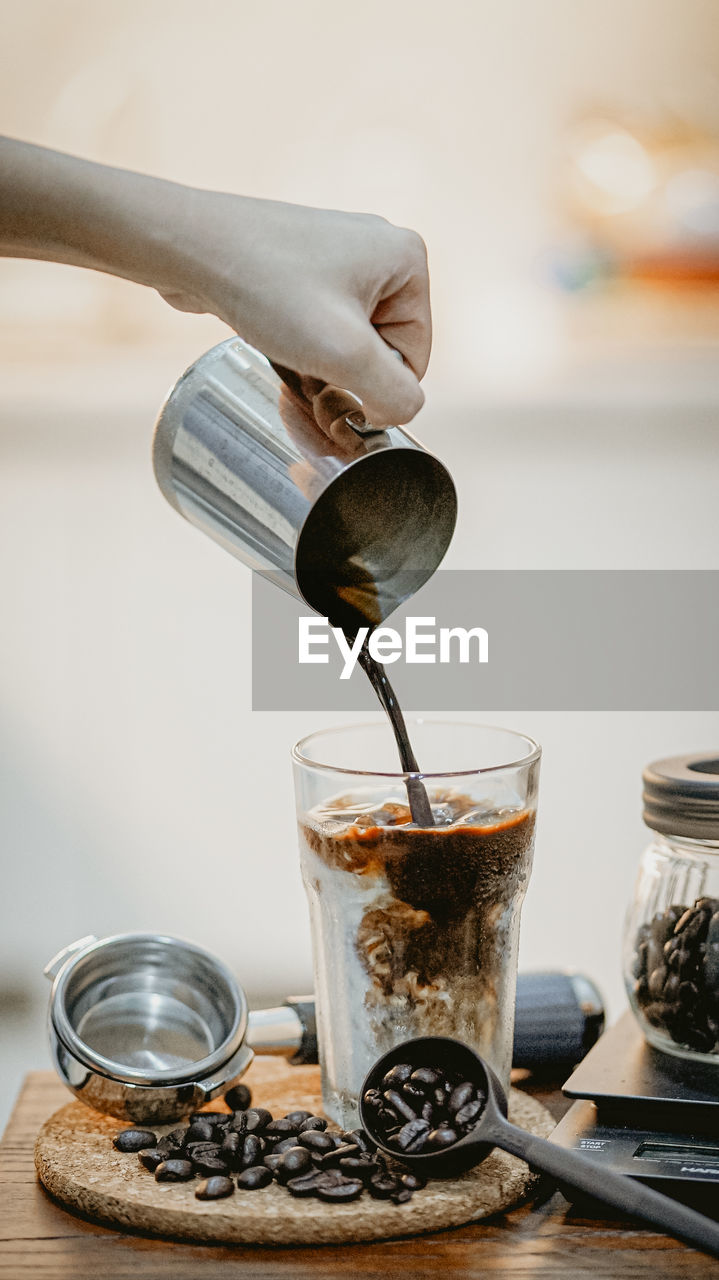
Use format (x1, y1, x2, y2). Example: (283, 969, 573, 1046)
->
(1, 1071, 716, 1278)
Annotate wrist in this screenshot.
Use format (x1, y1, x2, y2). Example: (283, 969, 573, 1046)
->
(0, 139, 205, 299)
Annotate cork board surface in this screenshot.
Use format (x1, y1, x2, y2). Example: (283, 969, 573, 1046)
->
(35, 1056, 554, 1246)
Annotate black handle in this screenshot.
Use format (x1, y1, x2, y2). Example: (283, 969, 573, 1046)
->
(497, 1120, 719, 1258)
(284, 996, 317, 1065)
(513, 971, 604, 1070)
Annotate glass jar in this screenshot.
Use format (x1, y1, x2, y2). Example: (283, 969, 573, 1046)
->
(623, 752, 719, 1063)
(292, 720, 540, 1127)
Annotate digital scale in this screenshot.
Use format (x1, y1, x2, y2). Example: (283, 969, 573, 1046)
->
(551, 1011, 719, 1215)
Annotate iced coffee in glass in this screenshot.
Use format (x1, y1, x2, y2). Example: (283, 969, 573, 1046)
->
(292, 721, 540, 1127)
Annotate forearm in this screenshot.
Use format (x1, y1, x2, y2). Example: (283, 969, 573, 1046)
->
(0, 137, 429, 424)
(0, 136, 194, 291)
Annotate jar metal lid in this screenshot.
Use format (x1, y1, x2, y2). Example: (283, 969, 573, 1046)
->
(643, 753, 719, 841)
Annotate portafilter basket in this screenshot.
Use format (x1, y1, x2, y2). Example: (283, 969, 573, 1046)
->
(45, 933, 252, 1124)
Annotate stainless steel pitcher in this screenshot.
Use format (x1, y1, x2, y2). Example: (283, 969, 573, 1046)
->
(152, 338, 457, 633)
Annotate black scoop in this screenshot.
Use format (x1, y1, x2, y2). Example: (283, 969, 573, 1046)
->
(359, 1036, 719, 1259)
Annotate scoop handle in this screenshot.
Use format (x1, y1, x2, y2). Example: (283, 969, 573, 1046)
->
(495, 1119, 719, 1257)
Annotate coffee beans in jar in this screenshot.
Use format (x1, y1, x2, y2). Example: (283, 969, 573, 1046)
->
(624, 751, 719, 1061)
(630, 897, 719, 1054)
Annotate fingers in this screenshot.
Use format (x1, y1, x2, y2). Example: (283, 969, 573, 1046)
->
(318, 315, 425, 427)
(372, 230, 432, 381)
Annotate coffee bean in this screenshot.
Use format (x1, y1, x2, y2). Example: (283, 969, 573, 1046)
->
(317, 1179, 364, 1203)
(113, 1128, 157, 1153)
(381, 1063, 414, 1090)
(362, 1088, 384, 1114)
(369, 1174, 401, 1199)
(237, 1165, 273, 1190)
(299, 1116, 327, 1133)
(343, 1128, 374, 1152)
(402, 1083, 427, 1107)
(679, 980, 701, 1006)
(186, 1119, 215, 1145)
(196, 1175, 234, 1200)
(634, 977, 649, 1005)
(138, 1148, 165, 1172)
(242, 1108, 272, 1133)
(285, 1110, 313, 1125)
(265, 1118, 299, 1138)
(455, 1098, 484, 1129)
(643, 1001, 667, 1027)
(224, 1083, 252, 1111)
(648, 967, 666, 1000)
(286, 1171, 324, 1197)
(395, 1118, 430, 1153)
(391, 1187, 413, 1204)
(273, 1136, 302, 1154)
(663, 972, 681, 1003)
(339, 1156, 374, 1183)
(676, 948, 696, 978)
(409, 1066, 440, 1092)
(155, 1159, 194, 1182)
(383, 1089, 418, 1123)
(633, 941, 650, 978)
(276, 1146, 312, 1183)
(220, 1132, 243, 1166)
(447, 1082, 474, 1114)
(675, 908, 698, 935)
(189, 1111, 229, 1128)
(327, 1142, 361, 1162)
(297, 1130, 335, 1154)
(401, 1171, 427, 1190)
(185, 1141, 222, 1162)
(426, 1127, 458, 1150)
(240, 1135, 266, 1168)
(263, 1153, 283, 1173)
(193, 1155, 230, 1177)
(705, 942, 719, 990)
(421, 1101, 434, 1123)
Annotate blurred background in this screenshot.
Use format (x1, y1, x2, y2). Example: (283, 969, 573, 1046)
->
(2, 0, 719, 1127)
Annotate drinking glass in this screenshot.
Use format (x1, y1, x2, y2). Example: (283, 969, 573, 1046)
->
(292, 721, 541, 1126)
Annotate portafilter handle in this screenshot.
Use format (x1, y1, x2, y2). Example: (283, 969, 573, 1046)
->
(246, 997, 317, 1065)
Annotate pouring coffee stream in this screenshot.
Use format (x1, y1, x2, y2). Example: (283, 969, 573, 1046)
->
(357, 647, 435, 827)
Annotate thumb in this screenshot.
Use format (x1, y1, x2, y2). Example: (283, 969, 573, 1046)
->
(325, 315, 425, 427)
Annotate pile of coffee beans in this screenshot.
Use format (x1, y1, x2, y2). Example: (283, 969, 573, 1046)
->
(112, 1084, 426, 1205)
(363, 1061, 486, 1153)
(632, 896, 719, 1054)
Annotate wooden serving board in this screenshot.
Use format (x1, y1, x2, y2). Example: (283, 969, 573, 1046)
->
(35, 1056, 554, 1246)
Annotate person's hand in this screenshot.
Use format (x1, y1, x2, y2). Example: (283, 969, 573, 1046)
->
(0, 140, 430, 426)
(160, 192, 431, 427)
